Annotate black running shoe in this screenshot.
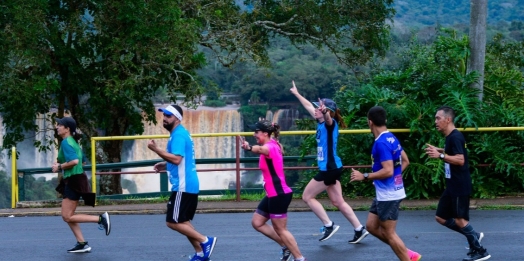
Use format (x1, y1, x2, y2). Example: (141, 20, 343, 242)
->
(98, 212, 111, 236)
(463, 248, 491, 261)
(281, 246, 292, 261)
(348, 226, 370, 244)
(67, 242, 91, 253)
(319, 223, 340, 242)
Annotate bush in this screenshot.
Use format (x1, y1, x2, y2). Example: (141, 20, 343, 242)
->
(203, 99, 226, 107)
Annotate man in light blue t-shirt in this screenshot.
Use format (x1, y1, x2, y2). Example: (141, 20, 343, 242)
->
(350, 106, 421, 261)
(147, 104, 217, 261)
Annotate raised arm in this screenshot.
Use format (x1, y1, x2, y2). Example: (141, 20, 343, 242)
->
(290, 81, 316, 118)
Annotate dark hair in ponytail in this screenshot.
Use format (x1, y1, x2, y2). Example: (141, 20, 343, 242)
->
(270, 123, 284, 154)
(330, 109, 346, 128)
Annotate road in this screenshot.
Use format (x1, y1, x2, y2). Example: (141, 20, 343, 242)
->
(1, 210, 523, 261)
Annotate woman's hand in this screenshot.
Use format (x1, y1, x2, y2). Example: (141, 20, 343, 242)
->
(239, 136, 251, 151)
(51, 163, 61, 173)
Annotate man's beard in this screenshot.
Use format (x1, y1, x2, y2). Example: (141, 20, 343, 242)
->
(163, 121, 175, 131)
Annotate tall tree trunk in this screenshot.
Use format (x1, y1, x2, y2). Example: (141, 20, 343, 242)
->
(98, 111, 129, 195)
(468, 0, 488, 101)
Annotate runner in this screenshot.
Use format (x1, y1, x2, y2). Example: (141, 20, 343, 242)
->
(148, 104, 217, 261)
(240, 119, 307, 261)
(425, 106, 490, 261)
(290, 81, 368, 243)
(52, 117, 110, 253)
(350, 106, 422, 261)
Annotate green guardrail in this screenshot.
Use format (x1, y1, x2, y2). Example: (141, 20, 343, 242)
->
(16, 156, 316, 201)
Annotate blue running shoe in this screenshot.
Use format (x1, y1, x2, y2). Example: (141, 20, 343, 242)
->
(201, 236, 217, 259)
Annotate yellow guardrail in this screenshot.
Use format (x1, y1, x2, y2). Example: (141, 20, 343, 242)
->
(12, 126, 524, 208)
(11, 147, 18, 209)
(89, 127, 524, 193)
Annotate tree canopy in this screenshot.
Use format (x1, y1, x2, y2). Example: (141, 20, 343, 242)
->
(0, 0, 396, 194)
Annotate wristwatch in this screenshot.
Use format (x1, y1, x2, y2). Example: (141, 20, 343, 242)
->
(439, 153, 445, 160)
(363, 173, 369, 180)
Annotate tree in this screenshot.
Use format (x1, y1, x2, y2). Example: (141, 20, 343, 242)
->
(468, 0, 488, 100)
(195, 0, 396, 67)
(1, 0, 204, 194)
(1, 0, 396, 194)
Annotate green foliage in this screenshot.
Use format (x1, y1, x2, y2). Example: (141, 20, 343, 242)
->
(393, 0, 524, 27)
(238, 105, 269, 131)
(295, 29, 524, 199)
(0, 171, 11, 209)
(23, 176, 58, 201)
(203, 99, 227, 107)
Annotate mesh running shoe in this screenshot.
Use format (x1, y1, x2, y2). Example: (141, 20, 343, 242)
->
(281, 246, 292, 261)
(67, 242, 91, 253)
(348, 226, 370, 244)
(98, 212, 111, 236)
(462, 247, 491, 261)
(201, 236, 217, 259)
(408, 249, 422, 261)
(319, 223, 340, 242)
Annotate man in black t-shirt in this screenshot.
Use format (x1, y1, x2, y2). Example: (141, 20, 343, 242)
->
(425, 106, 491, 261)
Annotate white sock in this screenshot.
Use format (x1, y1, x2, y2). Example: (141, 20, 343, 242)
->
(324, 221, 333, 227)
(202, 237, 209, 244)
(196, 251, 204, 257)
(355, 225, 363, 231)
(294, 257, 305, 261)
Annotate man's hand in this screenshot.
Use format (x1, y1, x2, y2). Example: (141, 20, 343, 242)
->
(425, 143, 440, 159)
(153, 161, 166, 172)
(147, 140, 158, 152)
(350, 168, 365, 182)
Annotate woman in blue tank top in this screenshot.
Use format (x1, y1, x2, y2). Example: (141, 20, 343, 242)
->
(290, 81, 369, 244)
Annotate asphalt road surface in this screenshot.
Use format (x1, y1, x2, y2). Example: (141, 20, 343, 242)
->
(1, 210, 523, 261)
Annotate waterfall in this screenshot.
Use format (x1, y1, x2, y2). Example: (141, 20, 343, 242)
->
(3, 114, 58, 176)
(123, 106, 245, 193)
(265, 109, 300, 131)
(0, 116, 8, 176)
(2, 106, 248, 194)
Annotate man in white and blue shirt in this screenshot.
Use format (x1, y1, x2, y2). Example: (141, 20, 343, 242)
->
(351, 106, 421, 261)
(148, 104, 216, 261)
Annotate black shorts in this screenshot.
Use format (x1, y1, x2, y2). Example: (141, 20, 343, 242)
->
(436, 193, 470, 220)
(256, 193, 293, 219)
(369, 198, 402, 221)
(63, 183, 82, 201)
(314, 167, 343, 186)
(166, 191, 198, 223)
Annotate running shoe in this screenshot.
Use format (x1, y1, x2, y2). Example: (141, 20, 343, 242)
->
(281, 246, 292, 261)
(201, 236, 217, 259)
(319, 223, 340, 242)
(408, 249, 422, 261)
(67, 242, 91, 253)
(98, 211, 111, 236)
(462, 247, 491, 261)
(348, 226, 370, 244)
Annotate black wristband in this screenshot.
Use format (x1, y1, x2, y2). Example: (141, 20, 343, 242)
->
(245, 145, 252, 151)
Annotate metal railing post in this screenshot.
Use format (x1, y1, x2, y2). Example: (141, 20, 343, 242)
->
(235, 135, 241, 202)
(11, 147, 17, 209)
(91, 138, 96, 193)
